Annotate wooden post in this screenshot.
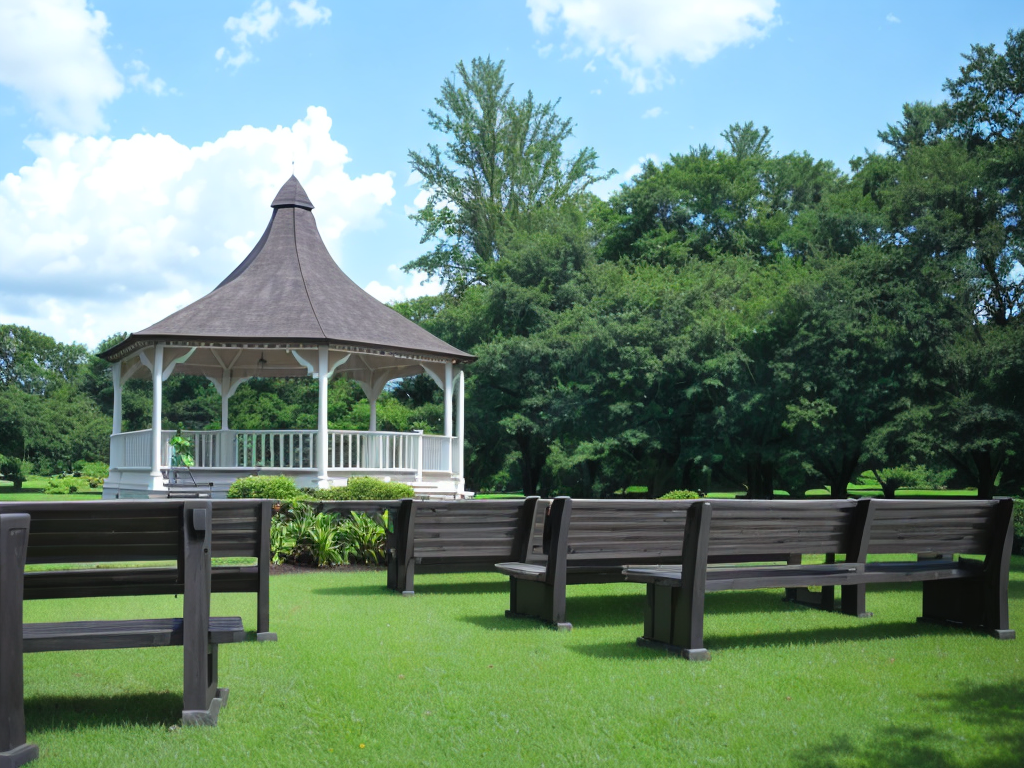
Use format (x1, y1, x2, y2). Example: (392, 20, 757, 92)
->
(317, 345, 329, 489)
(0, 513, 37, 767)
(182, 501, 227, 725)
(150, 343, 165, 489)
(256, 501, 276, 641)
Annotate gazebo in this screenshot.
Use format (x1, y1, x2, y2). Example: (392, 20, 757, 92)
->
(100, 176, 475, 499)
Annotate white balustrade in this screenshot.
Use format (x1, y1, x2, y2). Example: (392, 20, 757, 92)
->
(109, 430, 152, 469)
(114, 428, 456, 476)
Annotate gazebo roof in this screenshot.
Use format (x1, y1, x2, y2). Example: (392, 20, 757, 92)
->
(102, 176, 473, 367)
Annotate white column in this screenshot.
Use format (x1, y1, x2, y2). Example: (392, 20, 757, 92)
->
(444, 361, 453, 474)
(221, 369, 230, 430)
(221, 369, 231, 468)
(150, 343, 164, 488)
(317, 344, 330, 488)
(444, 361, 453, 437)
(369, 393, 378, 432)
(457, 367, 465, 492)
(111, 362, 122, 435)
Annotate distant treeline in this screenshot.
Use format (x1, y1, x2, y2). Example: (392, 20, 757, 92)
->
(2, 31, 1022, 499)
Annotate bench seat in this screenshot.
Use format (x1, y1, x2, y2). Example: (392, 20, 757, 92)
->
(626, 558, 984, 591)
(23, 616, 245, 653)
(625, 498, 1015, 659)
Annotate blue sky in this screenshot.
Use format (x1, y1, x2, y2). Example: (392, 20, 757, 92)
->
(1, 0, 1020, 347)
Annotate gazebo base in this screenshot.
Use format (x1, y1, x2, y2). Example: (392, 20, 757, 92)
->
(102, 468, 470, 500)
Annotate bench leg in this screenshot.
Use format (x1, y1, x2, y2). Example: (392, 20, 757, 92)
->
(505, 578, 571, 630)
(386, 556, 414, 596)
(783, 555, 840, 612)
(840, 584, 872, 618)
(0, 743, 38, 768)
(182, 643, 228, 726)
(918, 577, 1014, 638)
(636, 584, 709, 660)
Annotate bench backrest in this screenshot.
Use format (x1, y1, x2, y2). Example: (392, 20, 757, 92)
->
(866, 498, 1008, 556)
(409, 498, 542, 562)
(0, 500, 188, 566)
(210, 499, 272, 558)
(319, 500, 403, 526)
(704, 499, 864, 559)
(531, 499, 691, 566)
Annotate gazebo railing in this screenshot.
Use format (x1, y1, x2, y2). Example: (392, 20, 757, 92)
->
(110, 428, 456, 475)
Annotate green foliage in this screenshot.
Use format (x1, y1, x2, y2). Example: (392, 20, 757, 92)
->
(169, 430, 195, 467)
(659, 490, 701, 500)
(337, 512, 387, 565)
(227, 474, 301, 501)
(0, 456, 32, 490)
(406, 57, 609, 295)
(870, 465, 955, 499)
(314, 476, 414, 501)
(269, 515, 294, 565)
(44, 477, 80, 495)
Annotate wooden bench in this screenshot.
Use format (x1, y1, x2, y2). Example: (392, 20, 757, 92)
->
(1, 499, 276, 642)
(0, 502, 245, 765)
(622, 498, 1017, 659)
(386, 497, 542, 594)
(495, 497, 792, 629)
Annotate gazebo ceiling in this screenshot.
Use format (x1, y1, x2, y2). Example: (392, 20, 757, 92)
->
(101, 175, 474, 379)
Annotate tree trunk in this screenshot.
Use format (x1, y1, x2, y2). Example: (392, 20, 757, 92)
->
(825, 452, 861, 500)
(745, 457, 775, 500)
(971, 450, 1001, 500)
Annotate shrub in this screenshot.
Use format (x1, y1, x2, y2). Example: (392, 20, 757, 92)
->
(338, 512, 387, 565)
(228, 474, 301, 501)
(659, 489, 701, 500)
(314, 476, 414, 501)
(0, 456, 33, 491)
(1013, 499, 1023, 556)
(44, 477, 79, 495)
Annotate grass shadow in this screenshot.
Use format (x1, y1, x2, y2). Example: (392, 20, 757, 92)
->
(789, 680, 1024, 768)
(404, 580, 509, 595)
(26, 692, 182, 731)
(572, 620, 978, 661)
(461, 614, 554, 632)
(312, 585, 396, 596)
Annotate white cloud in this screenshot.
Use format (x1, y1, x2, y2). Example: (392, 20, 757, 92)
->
(405, 170, 423, 187)
(290, 0, 331, 26)
(127, 60, 170, 96)
(642, 106, 662, 119)
(218, 1, 282, 69)
(403, 186, 433, 217)
(0, 0, 123, 134)
(537, 43, 554, 58)
(886, 13, 900, 23)
(364, 266, 443, 305)
(527, 0, 779, 92)
(0, 106, 397, 348)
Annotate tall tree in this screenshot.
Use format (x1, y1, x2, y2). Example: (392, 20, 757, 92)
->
(406, 57, 608, 295)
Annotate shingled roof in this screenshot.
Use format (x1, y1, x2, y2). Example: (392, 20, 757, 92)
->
(101, 176, 474, 364)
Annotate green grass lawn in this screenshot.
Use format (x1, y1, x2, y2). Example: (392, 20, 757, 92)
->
(0, 477, 103, 502)
(19, 558, 1024, 767)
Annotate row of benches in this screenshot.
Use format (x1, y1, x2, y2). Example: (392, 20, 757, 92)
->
(383, 496, 1017, 654)
(0, 499, 277, 766)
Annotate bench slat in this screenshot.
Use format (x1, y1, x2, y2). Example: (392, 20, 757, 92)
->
(23, 616, 245, 653)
